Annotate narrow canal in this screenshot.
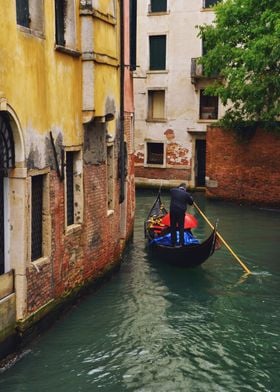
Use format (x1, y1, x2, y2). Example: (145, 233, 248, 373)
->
(1, 190, 280, 391)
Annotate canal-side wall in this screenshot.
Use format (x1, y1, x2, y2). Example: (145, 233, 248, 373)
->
(206, 127, 280, 206)
(0, 0, 135, 363)
(0, 272, 17, 359)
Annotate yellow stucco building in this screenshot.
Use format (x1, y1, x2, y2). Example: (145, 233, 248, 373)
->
(0, 0, 135, 360)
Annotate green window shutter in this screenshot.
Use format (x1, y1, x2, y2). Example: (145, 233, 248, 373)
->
(149, 35, 166, 70)
(151, 0, 167, 12)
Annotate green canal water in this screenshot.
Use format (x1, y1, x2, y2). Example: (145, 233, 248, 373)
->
(0, 190, 280, 391)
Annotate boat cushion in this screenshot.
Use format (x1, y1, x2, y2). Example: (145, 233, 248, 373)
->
(150, 231, 200, 246)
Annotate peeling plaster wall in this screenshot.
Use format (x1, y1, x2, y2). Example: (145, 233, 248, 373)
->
(0, 1, 83, 165)
(134, 0, 226, 187)
(0, 1, 136, 360)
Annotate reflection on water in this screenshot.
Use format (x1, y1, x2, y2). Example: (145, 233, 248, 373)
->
(0, 190, 280, 392)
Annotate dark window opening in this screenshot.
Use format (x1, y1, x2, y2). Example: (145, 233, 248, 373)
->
(16, 0, 30, 27)
(203, 0, 221, 8)
(55, 0, 66, 46)
(199, 90, 218, 120)
(147, 142, 164, 165)
(66, 152, 74, 226)
(31, 175, 43, 261)
(0, 176, 4, 274)
(150, 0, 167, 12)
(149, 35, 166, 70)
(0, 113, 15, 170)
(195, 139, 206, 187)
(130, 0, 137, 70)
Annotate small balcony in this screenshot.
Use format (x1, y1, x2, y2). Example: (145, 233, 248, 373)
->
(191, 58, 219, 85)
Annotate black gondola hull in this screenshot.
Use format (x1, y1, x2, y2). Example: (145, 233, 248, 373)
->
(145, 193, 217, 267)
(147, 229, 216, 267)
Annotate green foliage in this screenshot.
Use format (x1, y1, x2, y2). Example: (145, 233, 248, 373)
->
(198, 0, 280, 131)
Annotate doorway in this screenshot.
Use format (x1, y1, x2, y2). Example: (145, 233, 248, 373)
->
(0, 112, 15, 274)
(0, 175, 4, 274)
(195, 139, 206, 187)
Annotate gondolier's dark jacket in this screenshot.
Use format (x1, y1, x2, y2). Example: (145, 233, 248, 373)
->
(170, 187, 193, 212)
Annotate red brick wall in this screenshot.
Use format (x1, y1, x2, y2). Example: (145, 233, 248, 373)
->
(206, 127, 280, 206)
(26, 137, 135, 314)
(135, 166, 191, 181)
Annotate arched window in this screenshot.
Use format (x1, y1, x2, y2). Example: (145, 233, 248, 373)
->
(0, 113, 15, 274)
(0, 113, 15, 172)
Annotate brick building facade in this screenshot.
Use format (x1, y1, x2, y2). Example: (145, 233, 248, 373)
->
(206, 127, 280, 207)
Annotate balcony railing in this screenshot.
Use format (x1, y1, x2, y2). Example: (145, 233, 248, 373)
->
(191, 58, 219, 84)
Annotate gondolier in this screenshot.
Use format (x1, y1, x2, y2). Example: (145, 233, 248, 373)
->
(145, 192, 218, 267)
(170, 183, 194, 246)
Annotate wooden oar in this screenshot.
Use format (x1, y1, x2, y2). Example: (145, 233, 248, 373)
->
(193, 202, 251, 274)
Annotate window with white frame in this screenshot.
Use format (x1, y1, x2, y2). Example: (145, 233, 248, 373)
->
(148, 90, 165, 121)
(65, 150, 83, 227)
(16, 0, 44, 33)
(146, 142, 164, 165)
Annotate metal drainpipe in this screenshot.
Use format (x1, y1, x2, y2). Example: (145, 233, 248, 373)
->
(119, 0, 125, 203)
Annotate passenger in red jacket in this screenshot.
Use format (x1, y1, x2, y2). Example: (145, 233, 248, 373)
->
(170, 183, 193, 246)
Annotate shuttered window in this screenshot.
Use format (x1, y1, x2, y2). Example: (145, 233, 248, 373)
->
(16, 0, 30, 27)
(148, 90, 165, 120)
(31, 175, 43, 261)
(149, 35, 166, 70)
(150, 0, 167, 13)
(107, 146, 114, 211)
(130, 0, 137, 70)
(55, 0, 66, 46)
(66, 152, 74, 226)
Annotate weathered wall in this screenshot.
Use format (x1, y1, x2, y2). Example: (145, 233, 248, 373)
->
(206, 127, 280, 206)
(133, 0, 226, 188)
(0, 0, 135, 360)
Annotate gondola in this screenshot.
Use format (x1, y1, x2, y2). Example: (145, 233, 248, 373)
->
(144, 193, 218, 267)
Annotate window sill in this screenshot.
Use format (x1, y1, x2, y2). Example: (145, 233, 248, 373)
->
(197, 119, 218, 123)
(147, 70, 169, 74)
(55, 45, 81, 58)
(107, 209, 114, 217)
(146, 118, 167, 123)
(148, 11, 170, 16)
(144, 163, 166, 168)
(31, 256, 50, 271)
(65, 223, 83, 235)
(200, 8, 216, 12)
(17, 25, 45, 39)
